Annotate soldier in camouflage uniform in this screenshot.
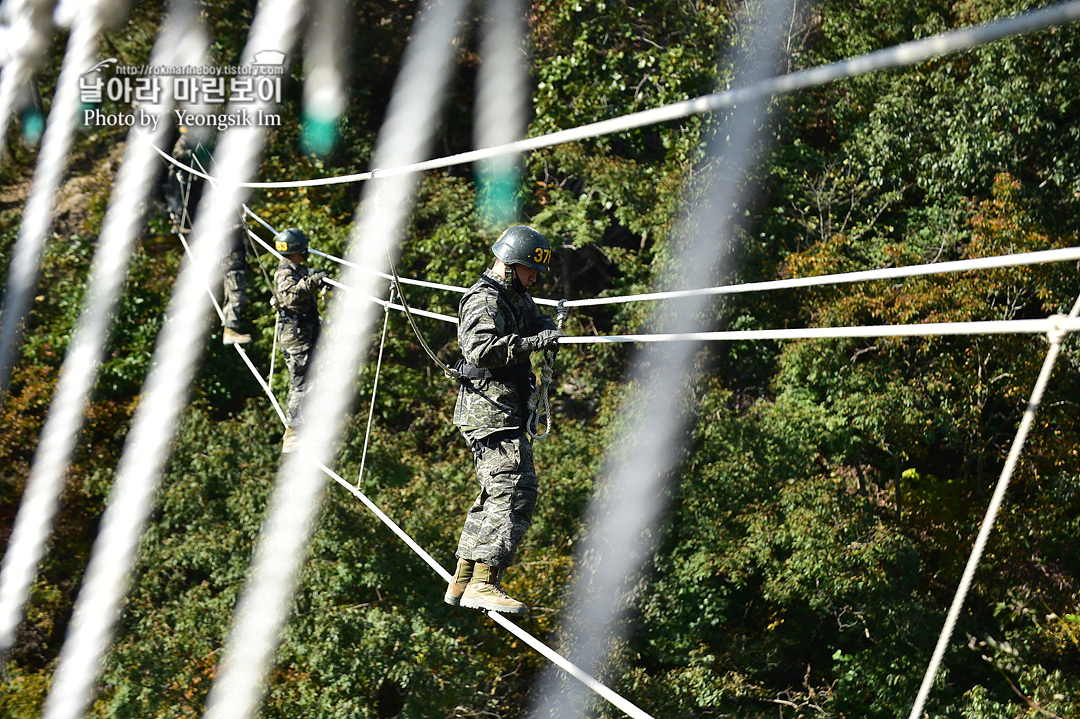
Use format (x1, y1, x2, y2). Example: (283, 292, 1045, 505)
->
(445, 225, 562, 615)
(221, 220, 252, 345)
(272, 227, 327, 453)
(164, 127, 212, 230)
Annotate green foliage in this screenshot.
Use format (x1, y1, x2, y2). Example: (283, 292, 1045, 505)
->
(4, 0, 1080, 717)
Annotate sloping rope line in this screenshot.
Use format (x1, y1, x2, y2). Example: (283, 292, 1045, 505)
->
(176, 229, 226, 323)
(243, 203, 468, 294)
(243, 212, 459, 323)
(486, 609, 654, 719)
(204, 0, 473, 716)
(235, 217, 285, 385)
(151, 1, 1080, 191)
(310, 246, 467, 294)
(557, 316, 1080, 343)
(0, 3, 106, 393)
(229, 344, 658, 719)
(906, 296, 1080, 719)
(356, 288, 394, 489)
(235, 344, 286, 425)
(556, 246, 1080, 309)
(244, 200, 1080, 309)
(325, 464, 659, 719)
(0, 2, 188, 658)
(215, 1, 658, 715)
(40, 1, 303, 716)
(244, 205, 1080, 342)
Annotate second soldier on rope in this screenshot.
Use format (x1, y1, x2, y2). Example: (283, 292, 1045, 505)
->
(273, 227, 328, 454)
(222, 219, 253, 345)
(445, 226, 563, 616)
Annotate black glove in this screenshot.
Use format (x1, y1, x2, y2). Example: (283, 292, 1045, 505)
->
(522, 329, 563, 353)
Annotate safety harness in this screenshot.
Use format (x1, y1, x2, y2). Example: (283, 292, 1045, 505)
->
(386, 252, 568, 440)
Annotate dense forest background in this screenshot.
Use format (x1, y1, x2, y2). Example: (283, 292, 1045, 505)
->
(1, 0, 1079, 717)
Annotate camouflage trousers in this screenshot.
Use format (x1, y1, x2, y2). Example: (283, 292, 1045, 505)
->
(222, 268, 246, 330)
(280, 318, 319, 428)
(221, 244, 248, 330)
(455, 429, 537, 569)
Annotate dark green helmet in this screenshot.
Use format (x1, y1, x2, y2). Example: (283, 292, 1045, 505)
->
(274, 227, 309, 255)
(491, 225, 550, 273)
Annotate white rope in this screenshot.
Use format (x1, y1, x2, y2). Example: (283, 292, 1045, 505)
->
(0, 3, 104, 393)
(40, 1, 301, 716)
(356, 293, 393, 489)
(226, 308, 657, 719)
(235, 344, 286, 426)
(0, 0, 191, 658)
(556, 246, 1080, 308)
(243, 207, 460, 324)
(906, 298, 1080, 719)
(269, 311, 279, 387)
(489, 612, 656, 719)
(243, 200, 1080, 312)
(310, 246, 467, 293)
(325, 277, 458, 323)
(145, 0, 1080, 191)
(244, 203, 1080, 349)
(330, 452, 657, 719)
(203, 2, 469, 719)
(0, 0, 55, 167)
(176, 227, 226, 324)
(312, 243, 1080, 311)
(319, 461, 451, 581)
(526, 0, 799, 712)
(557, 316, 1080, 344)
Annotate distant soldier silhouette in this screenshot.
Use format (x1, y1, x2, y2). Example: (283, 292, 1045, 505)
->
(164, 126, 211, 230)
(272, 227, 327, 453)
(221, 219, 252, 345)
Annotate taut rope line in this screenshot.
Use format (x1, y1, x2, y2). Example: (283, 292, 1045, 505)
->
(906, 298, 1080, 719)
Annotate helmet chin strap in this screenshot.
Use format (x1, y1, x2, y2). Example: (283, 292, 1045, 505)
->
(503, 263, 529, 294)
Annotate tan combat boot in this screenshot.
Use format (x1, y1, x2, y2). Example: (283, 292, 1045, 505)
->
(460, 563, 526, 615)
(223, 327, 252, 345)
(281, 426, 299, 453)
(444, 558, 474, 606)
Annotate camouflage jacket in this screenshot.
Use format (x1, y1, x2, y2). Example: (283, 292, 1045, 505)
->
(273, 259, 322, 327)
(453, 267, 556, 435)
(172, 132, 212, 168)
